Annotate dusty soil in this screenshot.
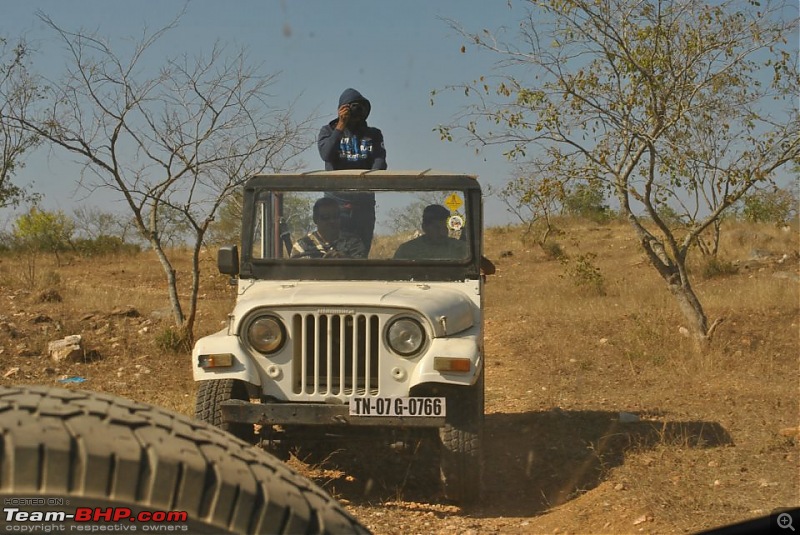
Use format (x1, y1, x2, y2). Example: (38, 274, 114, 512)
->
(0, 220, 797, 534)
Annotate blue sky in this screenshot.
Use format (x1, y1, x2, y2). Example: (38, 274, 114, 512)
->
(1, 0, 524, 226)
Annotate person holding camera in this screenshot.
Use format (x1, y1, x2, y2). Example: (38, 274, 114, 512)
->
(317, 88, 387, 253)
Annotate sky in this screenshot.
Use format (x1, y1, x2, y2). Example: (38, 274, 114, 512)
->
(1, 0, 526, 227)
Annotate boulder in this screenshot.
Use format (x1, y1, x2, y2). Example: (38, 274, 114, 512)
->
(48, 335, 85, 363)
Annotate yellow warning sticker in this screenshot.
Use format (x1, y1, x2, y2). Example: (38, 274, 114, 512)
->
(444, 193, 463, 212)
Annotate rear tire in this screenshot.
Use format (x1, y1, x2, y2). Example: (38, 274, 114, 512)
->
(0, 384, 368, 534)
(439, 374, 484, 505)
(195, 378, 256, 443)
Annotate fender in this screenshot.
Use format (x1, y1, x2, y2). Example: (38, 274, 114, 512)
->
(192, 329, 262, 385)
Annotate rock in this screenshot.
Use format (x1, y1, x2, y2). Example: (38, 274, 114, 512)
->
(48, 335, 85, 363)
(499, 250, 514, 258)
(3, 367, 20, 378)
(109, 306, 140, 318)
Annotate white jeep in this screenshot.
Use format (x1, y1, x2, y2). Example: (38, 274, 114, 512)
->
(192, 170, 486, 503)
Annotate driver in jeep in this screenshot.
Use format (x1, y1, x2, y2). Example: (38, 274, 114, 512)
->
(291, 197, 367, 259)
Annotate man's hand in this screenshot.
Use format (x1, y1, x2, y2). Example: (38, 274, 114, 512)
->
(323, 249, 346, 259)
(336, 104, 351, 130)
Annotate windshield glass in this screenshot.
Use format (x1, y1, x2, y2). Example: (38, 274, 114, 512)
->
(249, 188, 473, 263)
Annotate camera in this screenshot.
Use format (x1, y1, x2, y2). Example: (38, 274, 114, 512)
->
(348, 102, 364, 115)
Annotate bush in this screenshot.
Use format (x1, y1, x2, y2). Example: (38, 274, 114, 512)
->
(540, 240, 566, 260)
(155, 327, 192, 353)
(563, 183, 610, 223)
(701, 257, 739, 279)
(560, 253, 606, 295)
(740, 187, 798, 225)
(72, 235, 141, 257)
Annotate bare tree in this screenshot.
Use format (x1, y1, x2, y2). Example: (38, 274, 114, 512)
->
(13, 13, 313, 344)
(437, 0, 799, 344)
(0, 37, 41, 209)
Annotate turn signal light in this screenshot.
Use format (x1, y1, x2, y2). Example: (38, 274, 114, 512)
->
(198, 353, 234, 368)
(433, 357, 471, 372)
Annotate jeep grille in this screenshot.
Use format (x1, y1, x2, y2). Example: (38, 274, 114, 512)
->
(291, 313, 380, 396)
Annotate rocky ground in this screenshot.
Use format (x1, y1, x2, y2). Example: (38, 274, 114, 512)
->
(0, 220, 797, 534)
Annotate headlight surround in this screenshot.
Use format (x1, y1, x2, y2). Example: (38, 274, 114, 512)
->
(245, 315, 286, 354)
(386, 317, 426, 356)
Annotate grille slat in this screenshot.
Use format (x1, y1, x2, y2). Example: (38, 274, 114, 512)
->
(292, 312, 380, 396)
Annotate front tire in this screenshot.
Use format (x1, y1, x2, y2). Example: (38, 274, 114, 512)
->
(438, 374, 484, 505)
(0, 385, 368, 534)
(195, 378, 256, 443)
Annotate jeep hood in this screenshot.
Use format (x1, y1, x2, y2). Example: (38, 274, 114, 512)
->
(232, 282, 476, 337)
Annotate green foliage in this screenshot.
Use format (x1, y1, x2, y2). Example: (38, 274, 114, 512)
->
(440, 0, 798, 339)
(155, 326, 191, 354)
(562, 183, 609, 222)
(12, 207, 74, 254)
(72, 235, 141, 257)
(740, 187, 798, 225)
(560, 253, 606, 295)
(540, 240, 566, 260)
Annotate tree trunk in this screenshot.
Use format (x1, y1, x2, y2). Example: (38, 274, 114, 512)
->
(631, 221, 721, 346)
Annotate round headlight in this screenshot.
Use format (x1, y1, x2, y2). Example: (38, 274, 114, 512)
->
(246, 316, 285, 354)
(387, 318, 425, 356)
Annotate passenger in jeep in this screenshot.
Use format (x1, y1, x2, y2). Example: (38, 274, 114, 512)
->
(291, 197, 367, 259)
(393, 204, 467, 260)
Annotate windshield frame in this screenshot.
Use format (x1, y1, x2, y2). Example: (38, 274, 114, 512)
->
(237, 171, 484, 282)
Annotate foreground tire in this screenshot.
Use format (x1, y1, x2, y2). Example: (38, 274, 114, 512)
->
(195, 378, 256, 443)
(0, 385, 368, 534)
(438, 374, 484, 505)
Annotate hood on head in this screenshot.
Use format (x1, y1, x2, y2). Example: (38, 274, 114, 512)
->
(338, 88, 371, 119)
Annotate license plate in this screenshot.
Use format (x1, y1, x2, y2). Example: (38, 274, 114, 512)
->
(349, 397, 446, 417)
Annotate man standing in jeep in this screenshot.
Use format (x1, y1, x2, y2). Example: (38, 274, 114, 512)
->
(318, 88, 387, 252)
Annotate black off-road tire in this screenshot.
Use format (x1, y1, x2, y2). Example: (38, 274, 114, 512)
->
(438, 374, 485, 505)
(195, 378, 257, 443)
(0, 385, 369, 534)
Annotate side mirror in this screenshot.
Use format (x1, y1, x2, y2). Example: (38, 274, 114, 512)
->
(218, 245, 239, 276)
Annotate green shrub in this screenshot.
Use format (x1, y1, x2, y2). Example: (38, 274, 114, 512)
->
(72, 235, 141, 257)
(540, 240, 566, 260)
(560, 253, 606, 295)
(155, 327, 191, 353)
(740, 187, 798, 225)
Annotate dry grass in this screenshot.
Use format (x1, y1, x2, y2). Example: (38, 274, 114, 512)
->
(0, 217, 797, 534)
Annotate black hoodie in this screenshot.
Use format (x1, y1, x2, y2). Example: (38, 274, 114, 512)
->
(317, 88, 387, 171)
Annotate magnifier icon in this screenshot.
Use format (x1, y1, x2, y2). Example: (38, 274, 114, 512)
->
(778, 512, 795, 531)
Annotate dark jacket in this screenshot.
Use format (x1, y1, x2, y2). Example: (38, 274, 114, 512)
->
(318, 88, 387, 171)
